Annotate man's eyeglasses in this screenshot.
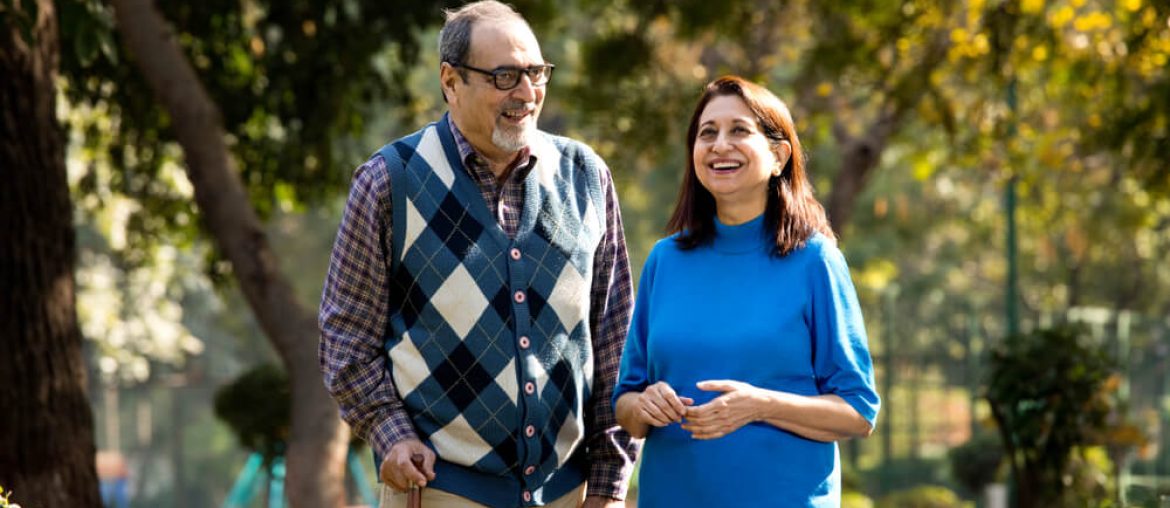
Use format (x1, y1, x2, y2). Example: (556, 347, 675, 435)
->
(452, 63, 555, 90)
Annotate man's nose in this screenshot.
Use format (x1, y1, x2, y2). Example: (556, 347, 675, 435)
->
(511, 74, 537, 102)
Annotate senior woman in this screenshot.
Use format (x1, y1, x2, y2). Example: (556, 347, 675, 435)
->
(613, 76, 880, 507)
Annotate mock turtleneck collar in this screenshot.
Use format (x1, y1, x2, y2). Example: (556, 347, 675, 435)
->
(712, 213, 767, 254)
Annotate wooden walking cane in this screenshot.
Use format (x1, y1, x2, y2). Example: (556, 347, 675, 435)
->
(407, 454, 425, 508)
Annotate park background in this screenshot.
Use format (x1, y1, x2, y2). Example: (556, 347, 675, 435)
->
(2, 0, 1169, 506)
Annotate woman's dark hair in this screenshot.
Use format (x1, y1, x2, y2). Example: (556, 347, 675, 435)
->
(666, 75, 836, 256)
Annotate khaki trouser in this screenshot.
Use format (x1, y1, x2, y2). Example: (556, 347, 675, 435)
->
(379, 482, 586, 508)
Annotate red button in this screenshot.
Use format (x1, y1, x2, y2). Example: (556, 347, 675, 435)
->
(522, 490, 532, 502)
(524, 465, 536, 475)
(525, 425, 536, 437)
(514, 290, 526, 303)
(510, 248, 522, 260)
(524, 382, 535, 395)
(519, 336, 530, 349)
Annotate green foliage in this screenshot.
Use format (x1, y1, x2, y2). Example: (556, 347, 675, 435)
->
(59, 0, 460, 273)
(842, 490, 875, 508)
(948, 427, 1004, 497)
(986, 325, 1117, 507)
(58, 0, 117, 67)
(213, 364, 290, 460)
(876, 485, 970, 508)
(1064, 446, 1117, 506)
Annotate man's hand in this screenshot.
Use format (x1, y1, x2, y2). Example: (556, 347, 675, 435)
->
(380, 439, 436, 492)
(581, 495, 624, 508)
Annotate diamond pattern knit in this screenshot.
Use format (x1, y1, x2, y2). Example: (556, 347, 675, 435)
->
(379, 115, 605, 501)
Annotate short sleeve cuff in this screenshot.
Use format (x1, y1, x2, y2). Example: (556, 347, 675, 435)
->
(840, 392, 881, 429)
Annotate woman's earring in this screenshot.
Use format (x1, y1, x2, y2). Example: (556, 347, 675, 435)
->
(772, 165, 783, 177)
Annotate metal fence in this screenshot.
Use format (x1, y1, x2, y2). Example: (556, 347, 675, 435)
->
(850, 295, 1170, 503)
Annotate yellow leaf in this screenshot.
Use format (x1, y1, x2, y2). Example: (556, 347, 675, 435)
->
(973, 33, 990, 55)
(1140, 7, 1157, 27)
(912, 157, 934, 180)
(816, 82, 833, 97)
(1122, 0, 1142, 12)
(1051, 6, 1076, 28)
(950, 28, 968, 44)
(1032, 45, 1049, 61)
(1021, 0, 1044, 15)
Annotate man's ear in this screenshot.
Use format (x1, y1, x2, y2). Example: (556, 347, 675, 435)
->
(440, 62, 460, 104)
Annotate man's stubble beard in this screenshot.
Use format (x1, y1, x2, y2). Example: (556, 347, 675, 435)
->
(492, 118, 536, 153)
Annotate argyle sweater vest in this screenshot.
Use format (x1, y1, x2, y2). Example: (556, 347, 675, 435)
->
(377, 115, 605, 506)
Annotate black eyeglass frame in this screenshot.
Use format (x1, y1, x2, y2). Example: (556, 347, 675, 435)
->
(450, 62, 556, 90)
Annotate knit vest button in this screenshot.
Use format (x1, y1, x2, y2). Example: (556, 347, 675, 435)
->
(514, 290, 526, 303)
(522, 490, 532, 502)
(519, 336, 530, 349)
(525, 425, 536, 437)
(524, 382, 535, 395)
(524, 465, 536, 476)
(510, 248, 522, 260)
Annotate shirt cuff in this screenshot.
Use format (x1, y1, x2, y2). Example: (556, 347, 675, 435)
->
(586, 471, 630, 501)
(367, 409, 419, 458)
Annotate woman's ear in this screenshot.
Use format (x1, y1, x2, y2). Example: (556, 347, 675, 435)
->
(776, 140, 793, 168)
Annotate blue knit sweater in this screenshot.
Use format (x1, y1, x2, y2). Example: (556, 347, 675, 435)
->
(614, 214, 880, 507)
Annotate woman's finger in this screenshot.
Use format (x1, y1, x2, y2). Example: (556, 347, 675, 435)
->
(655, 384, 689, 417)
(648, 383, 686, 415)
(639, 394, 674, 425)
(685, 402, 716, 420)
(651, 394, 686, 421)
(640, 404, 671, 426)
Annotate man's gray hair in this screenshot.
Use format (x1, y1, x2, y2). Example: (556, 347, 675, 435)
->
(438, 1, 530, 68)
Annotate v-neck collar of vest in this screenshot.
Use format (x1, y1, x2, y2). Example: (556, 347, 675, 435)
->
(435, 113, 558, 249)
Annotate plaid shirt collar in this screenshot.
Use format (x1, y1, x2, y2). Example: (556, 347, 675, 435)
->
(448, 115, 535, 181)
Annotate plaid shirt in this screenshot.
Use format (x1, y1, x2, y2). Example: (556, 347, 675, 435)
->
(319, 120, 637, 500)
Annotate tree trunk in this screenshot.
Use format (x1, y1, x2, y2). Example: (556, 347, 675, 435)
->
(0, 1, 102, 505)
(106, 1, 348, 506)
(826, 131, 888, 235)
(824, 29, 952, 237)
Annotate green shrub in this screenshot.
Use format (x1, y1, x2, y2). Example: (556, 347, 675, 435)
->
(986, 325, 1117, 507)
(213, 363, 290, 460)
(948, 427, 1004, 497)
(876, 485, 970, 508)
(842, 490, 875, 508)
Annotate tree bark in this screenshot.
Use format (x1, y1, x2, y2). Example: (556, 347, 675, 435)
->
(107, 1, 348, 506)
(824, 29, 952, 237)
(0, 0, 102, 505)
(826, 123, 895, 236)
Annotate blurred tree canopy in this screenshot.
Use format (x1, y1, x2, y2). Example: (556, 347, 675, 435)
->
(59, 0, 1170, 273)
